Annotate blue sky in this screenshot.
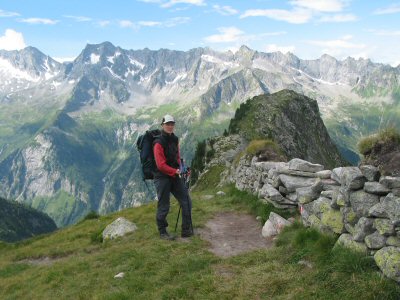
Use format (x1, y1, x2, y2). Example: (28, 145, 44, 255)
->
(0, 0, 399, 66)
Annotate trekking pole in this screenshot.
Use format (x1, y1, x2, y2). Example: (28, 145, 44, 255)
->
(174, 158, 190, 233)
(182, 164, 194, 235)
(174, 206, 181, 233)
(174, 160, 185, 232)
(175, 171, 193, 234)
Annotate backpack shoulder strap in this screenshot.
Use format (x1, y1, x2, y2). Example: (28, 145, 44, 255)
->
(153, 132, 166, 149)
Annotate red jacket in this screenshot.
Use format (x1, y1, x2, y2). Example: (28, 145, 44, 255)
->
(154, 143, 180, 177)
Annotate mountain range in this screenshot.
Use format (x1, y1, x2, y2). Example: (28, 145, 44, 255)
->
(0, 42, 399, 226)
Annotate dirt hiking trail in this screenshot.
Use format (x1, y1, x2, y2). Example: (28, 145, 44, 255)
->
(197, 211, 273, 257)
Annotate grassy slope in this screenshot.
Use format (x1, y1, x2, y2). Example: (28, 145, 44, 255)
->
(0, 171, 399, 299)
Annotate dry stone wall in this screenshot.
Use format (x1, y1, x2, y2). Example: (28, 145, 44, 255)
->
(230, 156, 400, 283)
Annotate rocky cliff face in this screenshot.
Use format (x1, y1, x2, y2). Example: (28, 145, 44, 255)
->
(0, 112, 148, 227)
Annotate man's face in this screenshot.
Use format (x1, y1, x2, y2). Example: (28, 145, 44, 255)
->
(162, 122, 175, 134)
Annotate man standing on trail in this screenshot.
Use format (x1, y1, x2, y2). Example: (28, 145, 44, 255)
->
(153, 114, 193, 240)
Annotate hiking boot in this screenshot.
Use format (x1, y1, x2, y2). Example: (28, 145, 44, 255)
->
(181, 230, 194, 238)
(160, 232, 176, 240)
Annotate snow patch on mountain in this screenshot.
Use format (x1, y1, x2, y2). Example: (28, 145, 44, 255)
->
(201, 54, 239, 68)
(52, 81, 62, 88)
(90, 53, 100, 64)
(139, 68, 158, 83)
(166, 72, 188, 85)
(43, 57, 58, 80)
(129, 57, 144, 69)
(104, 67, 124, 81)
(107, 56, 114, 64)
(0, 58, 39, 82)
(291, 67, 347, 86)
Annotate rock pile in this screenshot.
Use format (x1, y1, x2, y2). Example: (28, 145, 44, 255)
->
(231, 156, 400, 283)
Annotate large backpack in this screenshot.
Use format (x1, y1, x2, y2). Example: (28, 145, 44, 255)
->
(136, 129, 161, 180)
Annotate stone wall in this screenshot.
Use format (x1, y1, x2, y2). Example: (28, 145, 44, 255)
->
(229, 156, 400, 283)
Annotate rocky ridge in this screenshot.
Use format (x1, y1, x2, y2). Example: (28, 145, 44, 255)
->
(228, 90, 346, 168)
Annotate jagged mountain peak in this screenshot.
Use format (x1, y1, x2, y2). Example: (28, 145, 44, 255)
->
(237, 44, 254, 53)
(235, 45, 256, 57)
(83, 41, 117, 53)
(76, 41, 122, 65)
(0, 46, 62, 82)
(319, 53, 338, 64)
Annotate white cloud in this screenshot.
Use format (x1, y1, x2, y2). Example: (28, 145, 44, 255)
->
(97, 20, 111, 27)
(308, 35, 365, 49)
(212, 5, 238, 16)
(204, 27, 245, 43)
(290, 0, 348, 12)
(19, 18, 58, 25)
(240, 8, 312, 24)
(368, 29, 400, 36)
(373, 4, 400, 15)
(64, 15, 92, 22)
(318, 13, 357, 22)
(164, 17, 190, 27)
(0, 9, 20, 17)
(240, 0, 354, 24)
(119, 20, 137, 29)
(259, 31, 287, 37)
(0, 29, 26, 50)
(265, 44, 295, 54)
(161, 0, 206, 8)
(307, 35, 366, 58)
(120, 17, 190, 29)
(204, 28, 287, 46)
(138, 21, 162, 27)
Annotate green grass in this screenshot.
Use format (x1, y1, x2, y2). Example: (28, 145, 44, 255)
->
(245, 139, 284, 159)
(274, 223, 399, 299)
(192, 166, 225, 192)
(217, 184, 294, 224)
(358, 126, 400, 155)
(0, 180, 399, 299)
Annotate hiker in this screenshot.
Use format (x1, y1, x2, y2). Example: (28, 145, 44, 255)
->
(153, 114, 193, 240)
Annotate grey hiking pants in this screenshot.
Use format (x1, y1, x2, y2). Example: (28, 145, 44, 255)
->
(154, 176, 192, 233)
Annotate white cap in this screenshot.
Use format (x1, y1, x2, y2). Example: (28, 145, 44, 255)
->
(161, 114, 175, 124)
